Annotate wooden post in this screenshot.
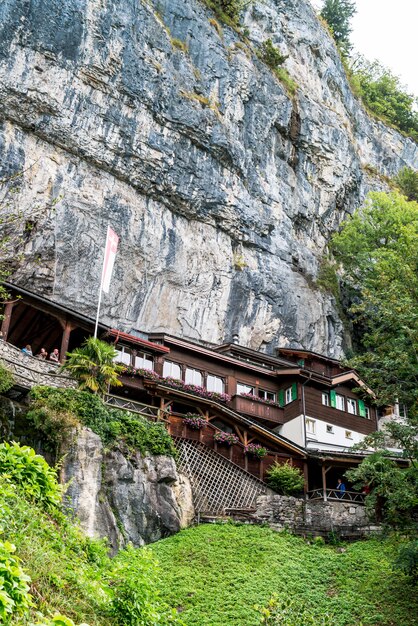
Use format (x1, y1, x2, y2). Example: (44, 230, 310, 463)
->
(303, 461, 309, 494)
(322, 464, 332, 501)
(60, 321, 75, 363)
(1, 301, 15, 341)
(322, 464, 327, 501)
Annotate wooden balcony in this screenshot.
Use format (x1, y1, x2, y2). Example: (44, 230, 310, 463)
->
(229, 394, 284, 426)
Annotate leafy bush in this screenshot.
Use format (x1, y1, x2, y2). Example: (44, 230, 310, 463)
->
(259, 39, 288, 70)
(0, 441, 62, 510)
(0, 539, 32, 624)
(0, 361, 14, 394)
(255, 593, 335, 625)
(394, 167, 418, 202)
(348, 58, 418, 141)
(28, 387, 177, 458)
(266, 461, 305, 495)
(203, 0, 252, 25)
(394, 540, 418, 582)
(109, 545, 184, 626)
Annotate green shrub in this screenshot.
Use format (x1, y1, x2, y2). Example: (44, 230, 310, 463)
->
(394, 167, 418, 202)
(347, 58, 418, 141)
(109, 545, 184, 625)
(393, 540, 418, 582)
(0, 361, 14, 394)
(266, 461, 305, 495)
(0, 539, 32, 624)
(0, 441, 62, 510)
(274, 68, 297, 96)
(28, 387, 177, 458)
(203, 0, 252, 26)
(259, 39, 288, 70)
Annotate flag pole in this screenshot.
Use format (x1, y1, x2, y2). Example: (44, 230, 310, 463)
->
(94, 224, 109, 339)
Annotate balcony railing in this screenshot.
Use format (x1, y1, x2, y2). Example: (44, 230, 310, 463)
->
(0, 341, 77, 390)
(229, 394, 284, 424)
(307, 488, 365, 503)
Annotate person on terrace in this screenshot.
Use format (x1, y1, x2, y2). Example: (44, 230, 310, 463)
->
(336, 478, 346, 499)
(37, 348, 48, 360)
(49, 348, 60, 363)
(21, 344, 33, 356)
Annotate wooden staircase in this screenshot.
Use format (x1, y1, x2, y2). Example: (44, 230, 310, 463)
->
(174, 437, 272, 515)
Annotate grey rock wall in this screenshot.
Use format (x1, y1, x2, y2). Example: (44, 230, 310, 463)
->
(255, 493, 379, 538)
(0, 0, 417, 356)
(61, 427, 194, 552)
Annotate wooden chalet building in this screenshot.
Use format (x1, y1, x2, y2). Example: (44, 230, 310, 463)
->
(1, 283, 385, 495)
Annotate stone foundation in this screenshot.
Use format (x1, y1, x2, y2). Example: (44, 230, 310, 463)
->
(254, 494, 380, 539)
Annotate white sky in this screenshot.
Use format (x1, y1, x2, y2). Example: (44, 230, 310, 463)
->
(311, 0, 418, 98)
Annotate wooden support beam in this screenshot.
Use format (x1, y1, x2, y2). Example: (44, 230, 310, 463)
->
(60, 321, 76, 363)
(303, 461, 309, 494)
(1, 301, 15, 341)
(322, 464, 327, 501)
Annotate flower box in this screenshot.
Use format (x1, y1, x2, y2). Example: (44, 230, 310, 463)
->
(213, 431, 239, 446)
(183, 414, 207, 430)
(244, 443, 268, 459)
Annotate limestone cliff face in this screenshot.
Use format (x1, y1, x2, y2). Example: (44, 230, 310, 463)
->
(61, 428, 195, 551)
(0, 0, 417, 355)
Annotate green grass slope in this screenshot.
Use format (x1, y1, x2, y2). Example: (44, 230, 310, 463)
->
(151, 524, 417, 626)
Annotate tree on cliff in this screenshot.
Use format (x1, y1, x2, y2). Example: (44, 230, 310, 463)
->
(320, 0, 357, 56)
(332, 191, 418, 421)
(332, 190, 418, 578)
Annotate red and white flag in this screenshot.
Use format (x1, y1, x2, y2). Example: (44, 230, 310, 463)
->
(101, 226, 119, 294)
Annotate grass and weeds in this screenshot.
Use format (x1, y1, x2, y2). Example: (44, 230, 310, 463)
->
(0, 443, 183, 625)
(26, 386, 177, 458)
(151, 523, 417, 626)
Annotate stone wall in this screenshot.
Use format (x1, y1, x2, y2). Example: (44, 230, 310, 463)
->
(0, 341, 77, 390)
(254, 494, 379, 539)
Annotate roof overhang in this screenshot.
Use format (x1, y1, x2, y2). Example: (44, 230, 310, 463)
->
(107, 329, 170, 354)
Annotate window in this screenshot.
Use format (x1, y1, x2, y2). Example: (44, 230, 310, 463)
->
(345, 430, 353, 439)
(336, 394, 345, 411)
(134, 351, 153, 370)
(285, 387, 293, 404)
(258, 389, 276, 402)
(185, 367, 202, 386)
(163, 360, 182, 379)
(365, 406, 370, 419)
(306, 418, 316, 435)
(326, 424, 334, 434)
(237, 382, 254, 395)
(322, 392, 330, 406)
(207, 374, 225, 394)
(347, 398, 357, 415)
(114, 345, 132, 366)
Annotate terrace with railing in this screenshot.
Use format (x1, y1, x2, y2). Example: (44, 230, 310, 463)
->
(307, 488, 365, 503)
(0, 341, 77, 390)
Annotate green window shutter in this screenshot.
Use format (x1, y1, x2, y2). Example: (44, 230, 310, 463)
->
(330, 390, 337, 408)
(358, 400, 366, 417)
(291, 382, 298, 401)
(278, 389, 285, 407)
